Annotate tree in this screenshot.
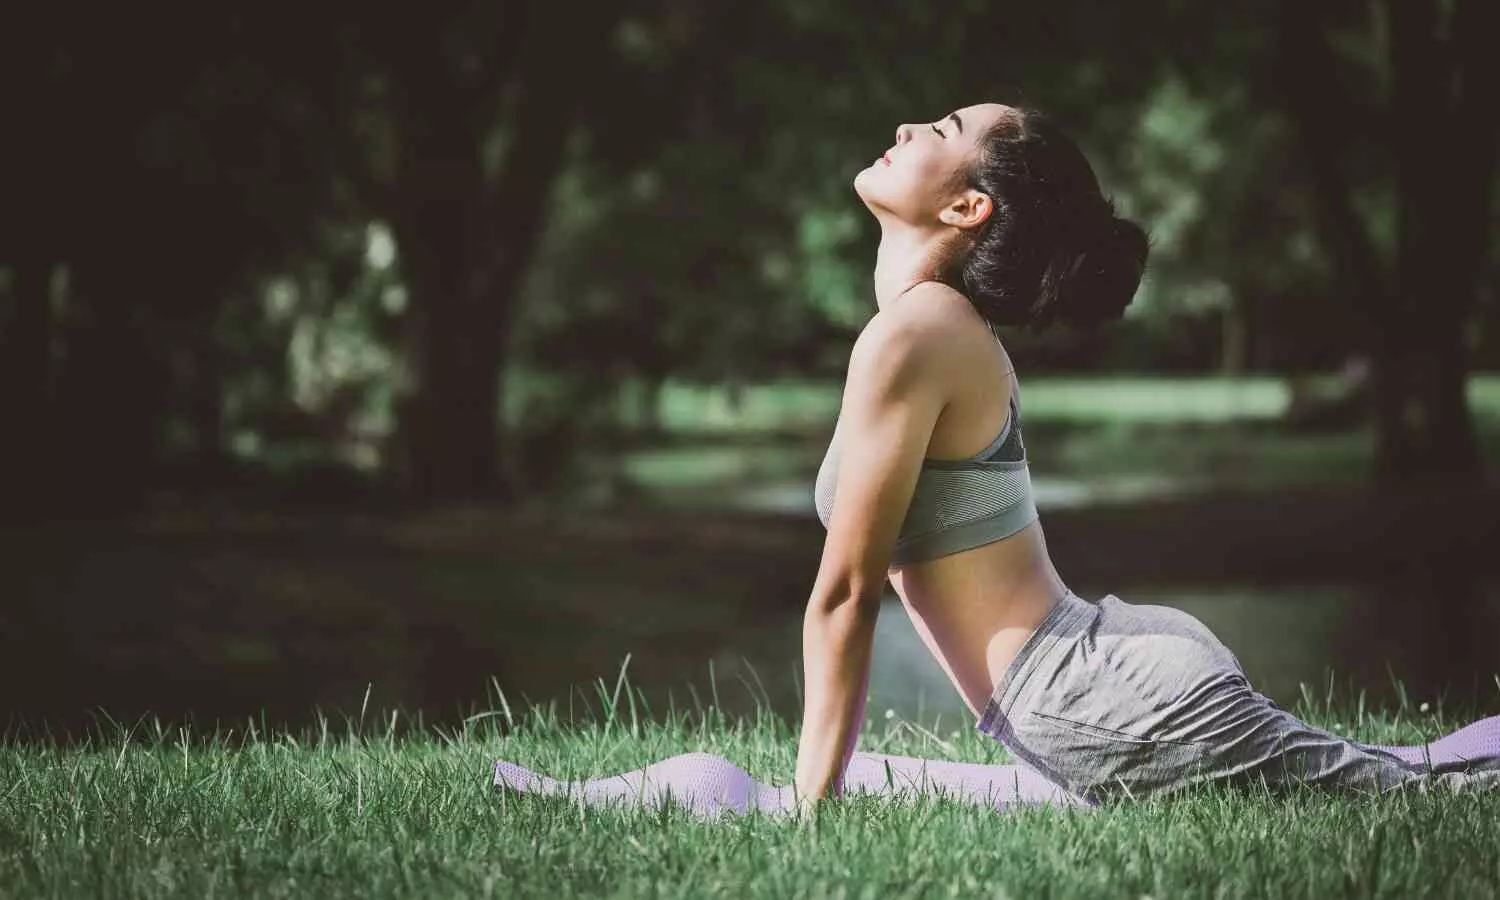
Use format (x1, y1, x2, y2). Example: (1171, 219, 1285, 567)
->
(1278, 0, 1498, 483)
(311, 2, 628, 502)
(0, 10, 345, 514)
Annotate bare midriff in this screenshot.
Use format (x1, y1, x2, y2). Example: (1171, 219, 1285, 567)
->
(887, 521, 1068, 720)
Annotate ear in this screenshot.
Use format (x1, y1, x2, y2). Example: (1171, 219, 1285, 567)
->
(938, 189, 993, 230)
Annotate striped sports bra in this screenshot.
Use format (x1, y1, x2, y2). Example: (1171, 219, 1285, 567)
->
(812, 366, 1039, 567)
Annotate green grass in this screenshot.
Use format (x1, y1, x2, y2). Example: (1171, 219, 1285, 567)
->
(5, 672, 1498, 899)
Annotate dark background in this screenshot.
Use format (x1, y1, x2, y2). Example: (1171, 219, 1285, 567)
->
(2, 0, 1497, 738)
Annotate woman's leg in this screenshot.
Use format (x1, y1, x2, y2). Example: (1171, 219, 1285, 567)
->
(990, 593, 1500, 803)
(1168, 679, 1500, 797)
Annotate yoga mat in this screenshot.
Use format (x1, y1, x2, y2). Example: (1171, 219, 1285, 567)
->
(494, 716, 1500, 820)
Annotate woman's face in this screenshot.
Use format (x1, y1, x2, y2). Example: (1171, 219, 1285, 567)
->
(854, 102, 1011, 231)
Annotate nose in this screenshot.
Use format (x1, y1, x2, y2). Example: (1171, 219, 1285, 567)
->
(895, 123, 913, 145)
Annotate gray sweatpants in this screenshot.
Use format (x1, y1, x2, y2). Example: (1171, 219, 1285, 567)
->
(975, 591, 1500, 805)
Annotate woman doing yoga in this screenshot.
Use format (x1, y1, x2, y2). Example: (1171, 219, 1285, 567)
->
(793, 101, 1500, 813)
(494, 102, 1500, 820)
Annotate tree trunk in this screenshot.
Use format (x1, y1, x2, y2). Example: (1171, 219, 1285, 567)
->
(1369, 0, 1494, 485)
(1279, 0, 1496, 485)
(397, 251, 514, 501)
(390, 4, 622, 503)
(1220, 303, 1247, 376)
(1369, 302, 1479, 485)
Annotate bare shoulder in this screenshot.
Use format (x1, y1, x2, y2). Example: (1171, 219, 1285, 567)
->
(863, 281, 974, 343)
(851, 282, 995, 378)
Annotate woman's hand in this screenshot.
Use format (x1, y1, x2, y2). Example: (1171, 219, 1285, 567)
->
(794, 790, 827, 826)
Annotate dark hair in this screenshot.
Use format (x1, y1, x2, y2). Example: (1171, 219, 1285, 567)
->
(945, 107, 1149, 332)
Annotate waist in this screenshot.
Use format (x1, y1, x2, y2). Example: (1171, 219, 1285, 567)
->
(889, 534, 1067, 714)
(975, 590, 1099, 734)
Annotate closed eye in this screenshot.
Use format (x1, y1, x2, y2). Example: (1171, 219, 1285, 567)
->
(930, 123, 944, 137)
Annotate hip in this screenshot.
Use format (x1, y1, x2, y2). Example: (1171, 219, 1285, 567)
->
(973, 591, 1263, 800)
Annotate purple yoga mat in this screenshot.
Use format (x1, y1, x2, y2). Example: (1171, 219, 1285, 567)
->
(494, 716, 1500, 820)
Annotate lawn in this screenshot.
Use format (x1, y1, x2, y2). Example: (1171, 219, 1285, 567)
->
(9, 376, 1500, 898)
(5, 674, 1498, 899)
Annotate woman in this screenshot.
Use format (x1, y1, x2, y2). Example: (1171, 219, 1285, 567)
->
(494, 103, 1499, 820)
(793, 101, 1500, 813)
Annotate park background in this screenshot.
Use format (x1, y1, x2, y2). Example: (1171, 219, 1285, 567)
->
(2, 0, 1498, 739)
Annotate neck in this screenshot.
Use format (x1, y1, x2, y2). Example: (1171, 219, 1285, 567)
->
(872, 223, 957, 312)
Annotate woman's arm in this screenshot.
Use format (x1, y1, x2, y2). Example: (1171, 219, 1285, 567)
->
(793, 302, 949, 809)
(795, 595, 877, 806)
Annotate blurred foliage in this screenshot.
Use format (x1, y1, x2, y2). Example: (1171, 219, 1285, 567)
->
(0, 0, 1494, 511)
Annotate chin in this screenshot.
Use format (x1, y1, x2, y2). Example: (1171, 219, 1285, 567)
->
(852, 166, 882, 206)
(852, 181, 894, 221)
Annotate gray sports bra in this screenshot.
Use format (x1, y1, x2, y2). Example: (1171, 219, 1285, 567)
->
(812, 367, 1038, 567)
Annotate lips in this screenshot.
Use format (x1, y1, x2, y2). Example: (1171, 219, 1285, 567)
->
(881, 150, 892, 165)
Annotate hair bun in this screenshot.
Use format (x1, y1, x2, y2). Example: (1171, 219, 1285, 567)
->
(952, 107, 1150, 333)
(1047, 211, 1149, 331)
